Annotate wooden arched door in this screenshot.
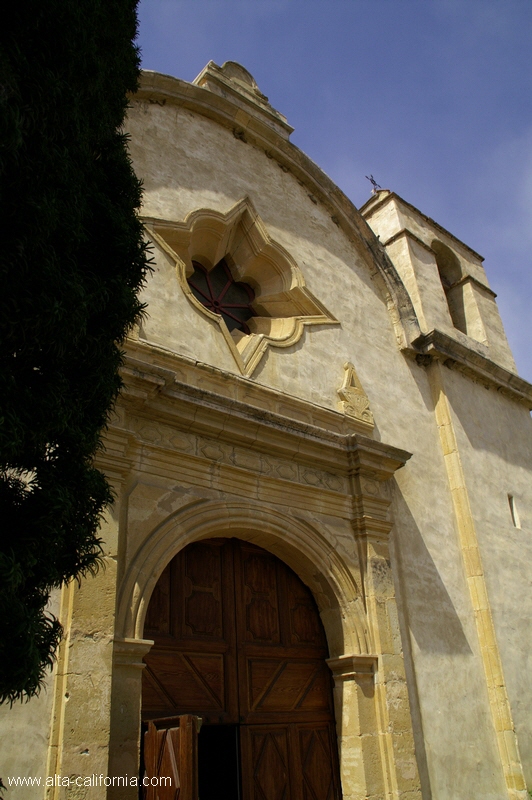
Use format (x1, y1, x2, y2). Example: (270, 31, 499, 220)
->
(142, 538, 341, 800)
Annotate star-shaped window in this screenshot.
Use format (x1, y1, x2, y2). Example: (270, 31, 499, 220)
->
(144, 197, 338, 375)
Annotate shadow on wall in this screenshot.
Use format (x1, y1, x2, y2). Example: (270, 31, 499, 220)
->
(406, 345, 532, 469)
(445, 368, 532, 468)
(391, 486, 471, 656)
(389, 487, 472, 800)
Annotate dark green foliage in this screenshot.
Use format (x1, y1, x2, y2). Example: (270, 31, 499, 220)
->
(0, 0, 150, 702)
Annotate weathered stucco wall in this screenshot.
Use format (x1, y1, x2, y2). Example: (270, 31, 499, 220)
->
(444, 367, 532, 787)
(0, 594, 59, 800)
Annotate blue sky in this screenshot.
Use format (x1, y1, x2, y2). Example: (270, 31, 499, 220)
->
(137, 0, 532, 381)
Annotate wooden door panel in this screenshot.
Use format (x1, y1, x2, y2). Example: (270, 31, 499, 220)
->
(142, 665, 175, 716)
(297, 724, 340, 800)
(143, 652, 226, 718)
(239, 546, 282, 644)
(235, 540, 333, 727)
(143, 540, 238, 722)
(143, 539, 341, 797)
(144, 539, 234, 645)
(144, 562, 171, 636)
(245, 659, 329, 714)
(143, 716, 199, 800)
(294, 663, 333, 712)
(286, 571, 327, 648)
(241, 725, 292, 800)
(180, 540, 227, 642)
(241, 722, 340, 800)
(143, 723, 181, 800)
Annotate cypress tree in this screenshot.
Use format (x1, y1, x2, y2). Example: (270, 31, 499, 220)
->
(0, 0, 150, 702)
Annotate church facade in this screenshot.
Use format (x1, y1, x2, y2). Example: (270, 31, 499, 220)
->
(2, 61, 532, 800)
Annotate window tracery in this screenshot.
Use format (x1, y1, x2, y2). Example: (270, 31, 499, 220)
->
(187, 259, 256, 334)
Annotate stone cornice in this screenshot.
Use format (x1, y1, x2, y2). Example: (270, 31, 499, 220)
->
(124, 339, 371, 435)
(347, 436, 411, 482)
(381, 227, 435, 255)
(454, 274, 497, 298)
(109, 341, 412, 480)
(409, 329, 532, 407)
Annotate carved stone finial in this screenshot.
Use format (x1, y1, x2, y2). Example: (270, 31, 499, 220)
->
(193, 60, 293, 139)
(218, 61, 267, 100)
(337, 362, 374, 428)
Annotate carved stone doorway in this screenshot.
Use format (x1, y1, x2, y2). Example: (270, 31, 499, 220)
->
(142, 538, 341, 800)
